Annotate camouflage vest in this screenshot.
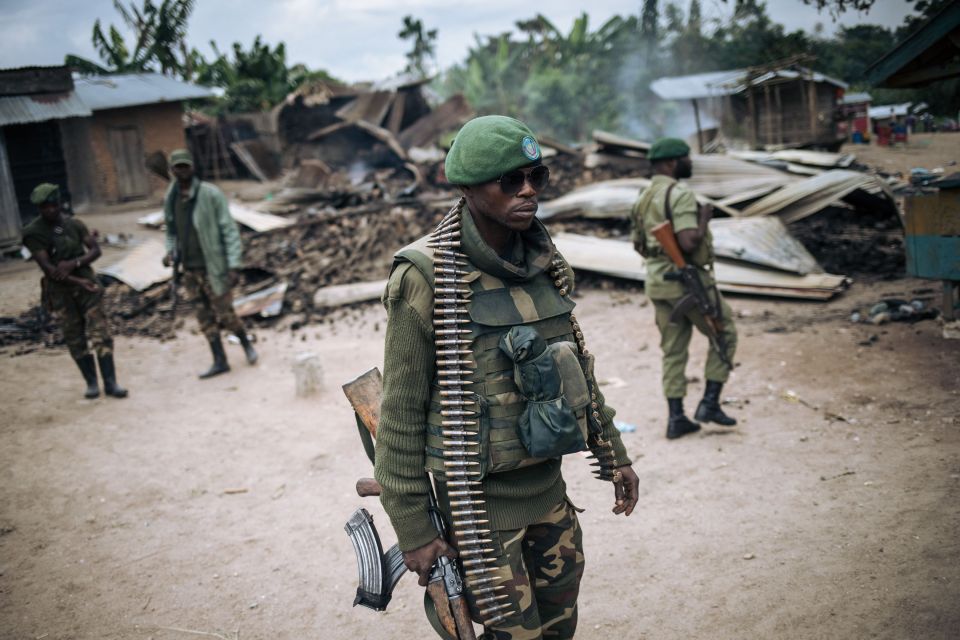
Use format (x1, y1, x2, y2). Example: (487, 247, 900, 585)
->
(395, 236, 593, 478)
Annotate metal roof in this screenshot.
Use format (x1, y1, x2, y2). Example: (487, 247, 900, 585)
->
(651, 67, 847, 101)
(73, 73, 215, 111)
(865, 1, 960, 88)
(0, 91, 91, 126)
(868, 102, 914, 118)
(841, 92, 872, 105)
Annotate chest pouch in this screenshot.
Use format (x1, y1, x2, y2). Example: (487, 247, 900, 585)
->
(499, 325, 590, 458)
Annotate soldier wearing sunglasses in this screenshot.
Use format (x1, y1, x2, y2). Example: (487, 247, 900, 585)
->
(374, 115, 639, 639)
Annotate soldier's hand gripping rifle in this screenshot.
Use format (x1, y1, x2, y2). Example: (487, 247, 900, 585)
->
(650, 221, 732, 369)
(342, 368, 478, 640)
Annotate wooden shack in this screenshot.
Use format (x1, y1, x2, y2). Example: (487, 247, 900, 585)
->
(0, 65, 214, 248)
(650, 63, 847, 151)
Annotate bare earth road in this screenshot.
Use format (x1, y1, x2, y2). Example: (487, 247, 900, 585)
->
(1, 272, 958, 640)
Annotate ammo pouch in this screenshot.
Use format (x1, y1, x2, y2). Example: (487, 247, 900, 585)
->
(499, 326, 590, 458)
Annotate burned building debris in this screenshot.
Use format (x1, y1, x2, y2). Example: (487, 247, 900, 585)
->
(3, 69, 952, 354)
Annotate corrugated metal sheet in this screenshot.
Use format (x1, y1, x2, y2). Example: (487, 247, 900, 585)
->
(710, 217, 821, 275)
(841, 92, 872, 105)
(0, 91, 91, 126)
(740, 170, 899, 223)
(73, 73, 215, 111)
(552, 232, 850, 300)
(651, 69, 745, 100)
(98, 238, 171, 291)
(651, 67, 847, 101)
(869, 102, 913, 118)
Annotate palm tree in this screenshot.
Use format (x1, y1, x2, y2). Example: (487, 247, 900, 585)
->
(65, 0, 196, 77)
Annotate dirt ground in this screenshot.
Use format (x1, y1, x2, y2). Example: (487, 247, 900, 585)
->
(2, 136, 959, 640)
(847, 131, 960, 178)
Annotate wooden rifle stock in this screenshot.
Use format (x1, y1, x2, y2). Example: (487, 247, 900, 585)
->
(356, 477, 382, 497)
(343, 368, 478, 640)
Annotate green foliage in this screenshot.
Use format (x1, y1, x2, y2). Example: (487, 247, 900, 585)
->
(441, 13, 636, 143)
(65, 0, 341, 114)
(65, 0, 196, 76)
(440, 0, 953, 142)
(193, 37, 292, 112)
(398, 15, 438, 77)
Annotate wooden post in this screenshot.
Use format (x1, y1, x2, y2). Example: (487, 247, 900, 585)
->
(808, 77, 818, 142)
(764, 84, 773, 147)
(747, 85, 758, 148)
(775, 84, 783, 145)
(692, 98, 704, 153)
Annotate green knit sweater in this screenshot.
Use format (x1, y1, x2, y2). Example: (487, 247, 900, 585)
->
(374, 207, 631, 551)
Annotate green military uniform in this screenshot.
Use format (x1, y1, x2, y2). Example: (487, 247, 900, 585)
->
(163, 176, 246, 341)
(23, 182, 126, 399)
(629, 171, 737, 400)
(22, 215, 112, 360)
(375, 116, 631, 640)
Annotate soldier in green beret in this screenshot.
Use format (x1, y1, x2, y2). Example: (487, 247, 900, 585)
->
(629, 137, 738, 439)
(21, 183, 128, 399)
(374, 115, 639, 639)
(161, 149, 257, 378)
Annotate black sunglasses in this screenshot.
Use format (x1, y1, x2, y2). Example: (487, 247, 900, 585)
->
(497, 165, 550, 195)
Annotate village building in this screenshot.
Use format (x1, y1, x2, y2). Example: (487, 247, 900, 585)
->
(837, 92, 872, 143)
(650, 64, 848, 152)
(0, 65, 214, 249)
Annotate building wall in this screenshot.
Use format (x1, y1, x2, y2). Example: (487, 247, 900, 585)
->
(60, 117, 96, 211)
(87, 102, 185, 203)
(732, 80, 841, 147)
(0, 129, 22, 248)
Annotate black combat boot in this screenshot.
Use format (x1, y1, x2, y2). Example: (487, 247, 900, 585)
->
(97, 354, 128, 398)
(237, 331, 258, 365)
(695, 380, 737, 426)
(666, 398, 700, 439)
(74, 354, 100, 399)
(199, 336, 231, 379)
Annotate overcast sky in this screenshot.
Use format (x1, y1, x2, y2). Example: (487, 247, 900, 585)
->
(0, 0, 917, 82)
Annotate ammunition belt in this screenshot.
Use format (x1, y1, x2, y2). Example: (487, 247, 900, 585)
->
(430, 201, 621, 628)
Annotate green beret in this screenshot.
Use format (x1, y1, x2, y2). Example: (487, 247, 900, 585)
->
(30, 183, 60, 205)
(648, 138, 691, 162)
(169, 148, 193, 167)
(445, 115, 542, 185)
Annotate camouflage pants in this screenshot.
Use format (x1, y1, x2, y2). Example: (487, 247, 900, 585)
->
(465, 499, 584, 640)
(653, 293, 738, 399)
(182, 269, 245, 341)
(48, 284, 113, 360)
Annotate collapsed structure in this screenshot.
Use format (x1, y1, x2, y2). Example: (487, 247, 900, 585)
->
(2, 62, 941, 352)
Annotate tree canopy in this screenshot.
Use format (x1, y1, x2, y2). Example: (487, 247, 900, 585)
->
(440, 0, 956, 142)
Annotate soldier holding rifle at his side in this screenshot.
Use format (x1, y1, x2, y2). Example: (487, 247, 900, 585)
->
(374, 116, 639, 639)
(161, 149, 257, 378)
(629, 138, 738, 440)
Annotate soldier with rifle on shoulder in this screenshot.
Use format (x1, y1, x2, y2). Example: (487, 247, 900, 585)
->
(629, 138, 739, 440)
(373, 115, 639, 639)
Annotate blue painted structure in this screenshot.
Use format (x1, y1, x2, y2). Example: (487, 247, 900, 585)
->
(904, 187, 960, 320)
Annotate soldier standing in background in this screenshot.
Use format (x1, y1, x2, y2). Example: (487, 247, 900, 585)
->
(162, 149, 258, 378)
(630, 138, 738, 440)
(21, 183, 128, 399)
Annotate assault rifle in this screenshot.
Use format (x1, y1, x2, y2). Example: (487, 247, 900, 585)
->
(342, 368, 478, 640)
(170, 249, 182, 311)
(650, 221, 732, 369)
